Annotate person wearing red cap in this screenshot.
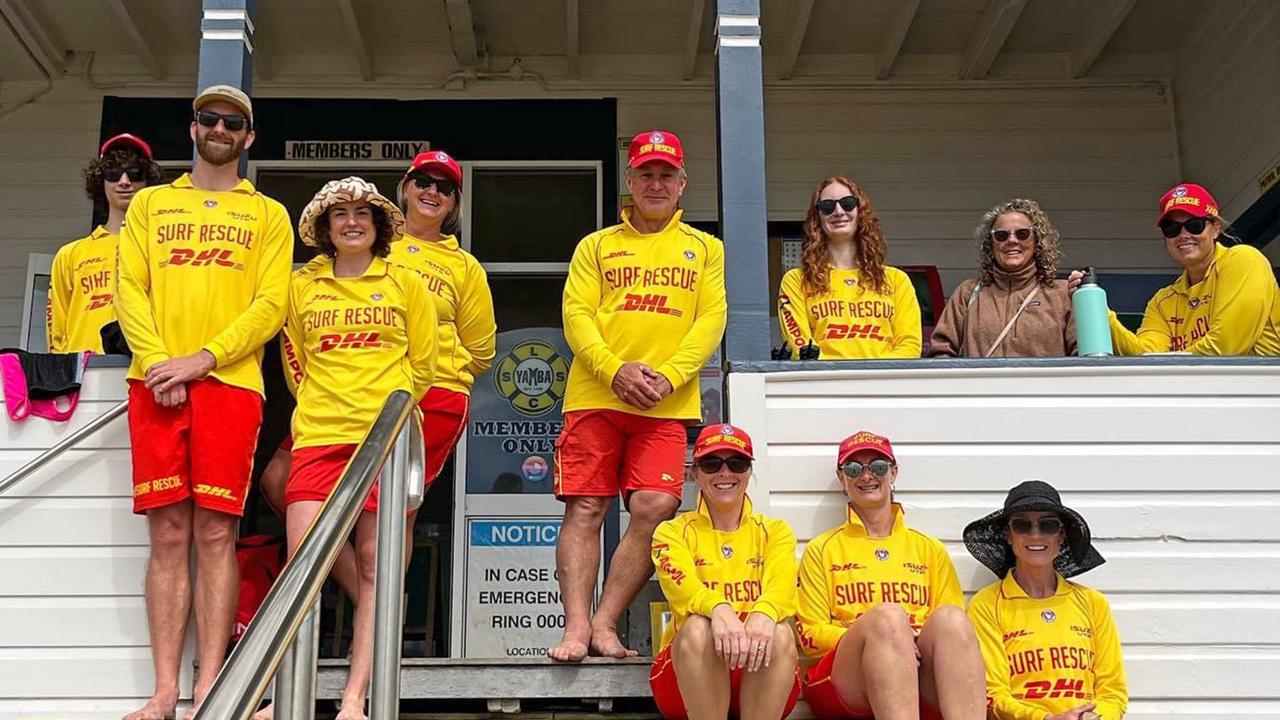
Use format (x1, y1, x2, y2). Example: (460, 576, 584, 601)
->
(797, 431, 985, 720)
(1069, 182, 1280, 355)
(650, 424, 800, 720)
(777, 177, 922, 359)
(115, 86, 292, 720)
(47, 134, 162, 353)
(551, 130, 727, 661)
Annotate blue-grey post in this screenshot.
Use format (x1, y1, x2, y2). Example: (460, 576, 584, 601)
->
(715, 0, 770, 362)
(196, 0, 257, 174)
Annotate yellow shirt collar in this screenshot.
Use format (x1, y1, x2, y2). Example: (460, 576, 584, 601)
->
(401, 231, 460, 251)
(1000, 569, 1071, 599)
(313, 255, 390, 281)
(171, 172, 258, 195)
(694, 493, 755, 529)
(844, 502, 907, 537)
(89, 225, 115, 240)
(1171, 242, 1227, 294)
(621, 207, 685, 236)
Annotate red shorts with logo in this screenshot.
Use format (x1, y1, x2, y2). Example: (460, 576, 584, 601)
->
(552, 409, 686, 502)
(802, 645, 941, 720)
(650, 644, 801, 720)
(419, 387, 469, 486)
(285, 443, 380, 513)
(128, 378, 263, 516)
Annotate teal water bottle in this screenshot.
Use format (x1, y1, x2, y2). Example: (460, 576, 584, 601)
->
(1073, 267, 1113, 356)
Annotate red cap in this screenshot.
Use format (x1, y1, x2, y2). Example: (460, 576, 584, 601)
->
(100, 133, 153, 160)
(693, 423, 754, 459)
(407, 150, 463, 186)
(1156, 183, 1219, 225)
(628, 130, 684, 169)
(837, 431, 895, 465)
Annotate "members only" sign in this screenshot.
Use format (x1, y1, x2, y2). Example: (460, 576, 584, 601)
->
(284, 140, 431, 161)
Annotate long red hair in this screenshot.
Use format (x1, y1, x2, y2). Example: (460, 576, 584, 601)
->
(801, 177, 889, 296)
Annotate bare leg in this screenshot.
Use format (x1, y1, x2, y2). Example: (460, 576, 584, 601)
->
(829, 604, 921, 720)
(188, 507, 240, 715)
(589, 490, 678, 658)
(335, 512, 380, 720)
(548, 495, 609, 661)
(917, 606, 986, 720)
(261, 450, 360, 602)
(738, 623, 800, 720)
(124, 502, 193, 720)
(670, 616, 731, 720)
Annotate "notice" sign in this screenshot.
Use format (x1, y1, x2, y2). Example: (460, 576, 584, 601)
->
(284, 140, 431, 161)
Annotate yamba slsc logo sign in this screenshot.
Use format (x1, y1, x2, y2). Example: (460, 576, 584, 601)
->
(494, 339, 569, 417)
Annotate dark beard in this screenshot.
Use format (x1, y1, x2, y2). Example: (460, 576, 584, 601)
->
(196, 132, 245, 165)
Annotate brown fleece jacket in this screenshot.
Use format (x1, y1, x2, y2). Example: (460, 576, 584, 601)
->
(928, 263, 1077, 358)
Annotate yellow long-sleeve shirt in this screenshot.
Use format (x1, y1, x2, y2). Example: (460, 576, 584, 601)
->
(114, 174, 293, 396)
(47, 226, 117, 353)
(388, 232, 496, 394)
(778, 266, 922, 359)
(797, 504, 962, 656)
(562, 209, 727, 420)
(280, 257, 437, 448)
(652, 496, 797, 652)
(1110, 243, 1280, 356)
(967, 572, 1128, 720)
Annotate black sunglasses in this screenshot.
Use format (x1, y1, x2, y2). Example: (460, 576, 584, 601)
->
(816, 195, 859, 216)
(1009, 516, 1064, 535)
(104, 167, 146, 183)
(696, 456, 752, 474)
(840, 459, 892, 478)
(410, 173, 458, 197)
(992, 228, 1034, 244)
(1159, 217, 1209, 239)
(195, 110, 250, 132)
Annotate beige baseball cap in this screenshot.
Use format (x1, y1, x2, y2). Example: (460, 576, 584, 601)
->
(193, 84, 254, 127)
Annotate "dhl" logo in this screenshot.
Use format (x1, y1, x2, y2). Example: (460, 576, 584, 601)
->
(165, 248, 241, 269)
(87, 293, 113, 310)
(824, 323, 885, 341)
(195, 484, 234, 500)
(1017, 678, 1088, 701)
(617, 292, 683, 317)
(317, 331, 385, 353)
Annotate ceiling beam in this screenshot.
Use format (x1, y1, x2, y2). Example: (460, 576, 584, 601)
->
(777, 0, 813, 80)
(1069, 0, 1136, 78)
(876, 0, 921, 80)
(958, 0, 1028, 79)
(445, 0, 479, 67)
(681, 0, 706, 80)
(0, 0, 66, 77)
(566, 0, 579, 77)
(107, 0, 166, 80)
(336, 0, 374, 80)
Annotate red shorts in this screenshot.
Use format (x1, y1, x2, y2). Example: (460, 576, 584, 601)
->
(802, 646, 941, 720)
(128, 378, 263, 516)
(419, 387, 469, 485)
(285, 443, 379, 513)
(650, 645, 801, 720)
(552, 409, 686, 502)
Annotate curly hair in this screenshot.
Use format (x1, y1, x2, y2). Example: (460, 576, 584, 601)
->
(83, 148, 164, 214)
(313, 205, 396, 258)
(801, 177, 890, 296)
(975, 198, 1062, 287)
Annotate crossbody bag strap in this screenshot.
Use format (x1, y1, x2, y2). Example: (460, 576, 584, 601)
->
(983, 286, 1040, 358)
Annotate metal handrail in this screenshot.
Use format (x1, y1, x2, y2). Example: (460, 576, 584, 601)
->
(0, 400, 128, 496)
(195, 390, 417, 720)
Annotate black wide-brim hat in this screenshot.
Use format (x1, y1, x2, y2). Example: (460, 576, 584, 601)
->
(963, 480, 1105, 579)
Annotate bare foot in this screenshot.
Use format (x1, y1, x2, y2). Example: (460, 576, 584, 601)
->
(547, 626, 590, 662)
(589, 625, 637, 658)
(334, 699, 367, 720)
(123, 692, 178, 720)
(252, 702, 273, 720)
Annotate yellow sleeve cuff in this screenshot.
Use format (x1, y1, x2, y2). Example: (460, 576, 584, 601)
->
(202, 342, 227, 369)
(140, 352, 171, 374)
(750, 601, 781, 622)
(598, 355, 625, 386)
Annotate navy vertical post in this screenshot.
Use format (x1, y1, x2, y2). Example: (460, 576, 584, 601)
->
(196, 0, 258, 174)
(715, 0, 770, 363)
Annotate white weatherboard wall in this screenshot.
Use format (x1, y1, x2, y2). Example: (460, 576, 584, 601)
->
(0, 366, 194, 718)
(728, 361, 1280, 720)
(0, 78, 1184, 346)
